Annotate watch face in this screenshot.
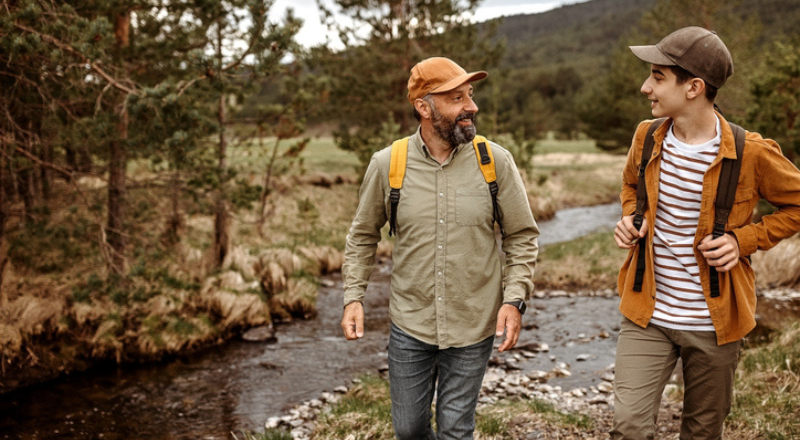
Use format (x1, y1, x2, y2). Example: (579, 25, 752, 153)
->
(518, 301, 527, 315)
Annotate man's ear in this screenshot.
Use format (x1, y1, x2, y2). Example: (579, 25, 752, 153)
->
(415, 98, 432, 120)
(686, 78, 707, 100)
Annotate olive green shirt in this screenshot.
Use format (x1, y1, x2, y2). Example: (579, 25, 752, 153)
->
(343, 128, 539, 348)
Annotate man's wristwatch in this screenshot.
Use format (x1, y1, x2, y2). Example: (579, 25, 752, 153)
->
(503, 300, 527, 315)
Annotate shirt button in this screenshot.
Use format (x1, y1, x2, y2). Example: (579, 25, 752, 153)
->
(438, 245, 443, 249)
(439, 219, 444, 224)
(438, 271, 442, 276)
(439, 193, 444, 197)
(438, 297, 442, 301)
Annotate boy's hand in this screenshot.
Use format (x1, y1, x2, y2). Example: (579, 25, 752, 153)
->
(698, 233, 740, 272)
(615, 215, 648, 249)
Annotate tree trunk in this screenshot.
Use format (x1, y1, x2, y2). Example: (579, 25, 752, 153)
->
(212, 26, 230, 269)
(162, 170, 184, 247)
(107, 110, 127, 273)
(40, 139, 52, 201)
(0, 136, 8, 248)
(107, 10, 130, 274)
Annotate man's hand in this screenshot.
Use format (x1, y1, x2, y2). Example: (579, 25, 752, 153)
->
(496, 304, 522, 352)
(698, 233, 741, 273)
(341, 301, 364, 340)
(614, 214, 648, 249)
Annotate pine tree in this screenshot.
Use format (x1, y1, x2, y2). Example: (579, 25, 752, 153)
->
(748, 37, 800, 164)
(308, 0, 503, 169)
(578, 0, 762, 152)
(1, 0, 302, 276)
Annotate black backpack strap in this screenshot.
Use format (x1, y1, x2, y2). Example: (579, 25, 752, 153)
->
(708, 123, 746, 298)
(633, 118, 667, 292)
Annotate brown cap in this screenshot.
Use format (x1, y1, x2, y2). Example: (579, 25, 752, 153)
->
(407, 57, 488, 104)
(630, 26, 733, 88)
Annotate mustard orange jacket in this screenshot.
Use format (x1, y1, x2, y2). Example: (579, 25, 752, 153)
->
(618, 113, 800, 345)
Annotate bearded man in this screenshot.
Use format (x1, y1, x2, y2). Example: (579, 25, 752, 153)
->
(340, 57, 539, 440)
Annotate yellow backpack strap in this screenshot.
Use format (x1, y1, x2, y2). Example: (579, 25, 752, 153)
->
(472, 135, 497, 183)
(388, 137, 409, 236)
(472, 135, 504, 235)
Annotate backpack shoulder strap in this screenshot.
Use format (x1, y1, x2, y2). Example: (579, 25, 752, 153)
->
(388, 137, 409, 236)
(708, 122, 746, 297)
(713, 122, 746, 229)
(472, 135, 504, 235)
(634, 118, 667, 220)
(389, 137, 409, 190)
(472, 135, 497, 183)
(633, 118, 667, 292)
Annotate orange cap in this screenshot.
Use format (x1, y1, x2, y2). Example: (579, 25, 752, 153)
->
(407, 57, 487, 104)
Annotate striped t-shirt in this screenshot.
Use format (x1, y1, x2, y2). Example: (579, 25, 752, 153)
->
(650, 118, 721, 331)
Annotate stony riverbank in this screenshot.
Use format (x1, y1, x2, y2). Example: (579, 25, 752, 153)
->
(262, 354, 684, 439)
(261, 287, 800, 440)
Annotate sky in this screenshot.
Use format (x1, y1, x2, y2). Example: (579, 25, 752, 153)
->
(268, 0, 592, 48)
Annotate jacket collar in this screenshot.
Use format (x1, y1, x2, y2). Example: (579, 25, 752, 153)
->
(651, 111, 739, 161)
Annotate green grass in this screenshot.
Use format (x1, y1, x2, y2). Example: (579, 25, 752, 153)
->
(535, 229, 628, 290)
(527, 399, 594, 430)
(475, 411, 509, 436)
(233, 430, 293, 440)
(226, 136, 360, 176)
(313, 374, 394, 439)
(727, 320, 800, 439)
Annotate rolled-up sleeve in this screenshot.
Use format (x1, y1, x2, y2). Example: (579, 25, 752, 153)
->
(342, 154, 388, 306)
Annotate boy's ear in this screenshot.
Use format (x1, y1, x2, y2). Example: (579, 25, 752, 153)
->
(686, 78, 707, 100)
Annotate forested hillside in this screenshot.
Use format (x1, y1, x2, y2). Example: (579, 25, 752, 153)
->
(493, 0, 656, 70)
(476, 0, 800, 150)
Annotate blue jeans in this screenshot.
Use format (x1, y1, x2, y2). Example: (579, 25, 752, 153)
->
(388, 323, 494, 440)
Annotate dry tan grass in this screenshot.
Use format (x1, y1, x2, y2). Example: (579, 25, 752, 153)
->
(223, 245, 259, 280)
(256, 248, 304, 277)
(270, 278, 317, 320)
(751, 233, 800, 288)
(91, 317, 124, 361)
(0, 276, 67, 361)
(259, 261, 288, 296)
(71, 301, 111, 326)
(134, 314, 216, 356)
(297, 245, 345, 275)
(534, 152, 624, 167)
(254, 248, 307, 298)
(199, 273, 270, 328)
(0, 324, 22, 360)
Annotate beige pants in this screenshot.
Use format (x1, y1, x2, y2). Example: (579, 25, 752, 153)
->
(610, 318, 742, 440)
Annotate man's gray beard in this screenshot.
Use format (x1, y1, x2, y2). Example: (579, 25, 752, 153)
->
(432, 110, 477, 148)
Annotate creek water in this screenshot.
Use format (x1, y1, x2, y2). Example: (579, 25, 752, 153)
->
(0, 203, 626, 440)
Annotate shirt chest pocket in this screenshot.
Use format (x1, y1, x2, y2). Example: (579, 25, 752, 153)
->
(726, 186, 755, 228)
(456, 190, 492, 226)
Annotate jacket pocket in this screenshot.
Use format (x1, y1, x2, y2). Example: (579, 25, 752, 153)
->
(456, 190, 491, 226)
(727, 186, 754, 228)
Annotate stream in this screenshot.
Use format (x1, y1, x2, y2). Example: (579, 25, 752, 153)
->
(0, 203, 641, 440)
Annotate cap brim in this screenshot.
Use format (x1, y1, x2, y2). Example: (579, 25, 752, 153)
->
(430, 71, 488, 95)
(629, 45, 675, 66)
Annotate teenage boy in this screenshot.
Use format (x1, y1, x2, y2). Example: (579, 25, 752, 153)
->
(612, 26, 800, 439)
